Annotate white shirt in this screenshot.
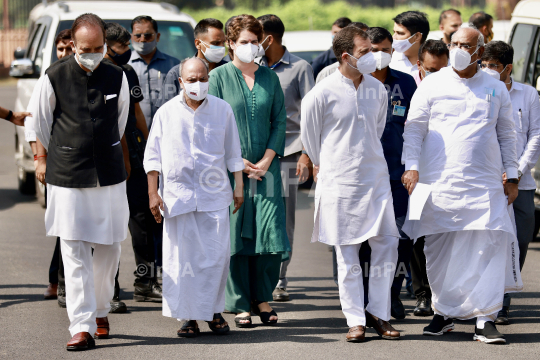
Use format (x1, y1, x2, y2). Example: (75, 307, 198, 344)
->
(144, 92, 245, 219)
(508, 77, 540, 190)
(301, 70, 400, 245)
(315, 62, 339, 83)
(401, 66, 518, 239)
(389, 51, 418, 76)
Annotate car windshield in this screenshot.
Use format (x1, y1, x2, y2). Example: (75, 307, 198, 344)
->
(291, 51, 323, 63)
(53, 19, 195, 63)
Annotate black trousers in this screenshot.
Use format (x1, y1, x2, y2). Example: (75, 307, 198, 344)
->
(126, 168, 161, 284)
(410, 236, 430, 299)
(48, 237, 65, 286)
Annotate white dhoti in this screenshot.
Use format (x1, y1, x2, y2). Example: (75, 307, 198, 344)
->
(335, 235, 399, 327)
(61, 240, 121, 336)
(424, 230, 523, 320)
(162, 208, 230, 321)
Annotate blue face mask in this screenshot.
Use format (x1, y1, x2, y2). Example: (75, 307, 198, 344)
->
(421, 65, 433, 78)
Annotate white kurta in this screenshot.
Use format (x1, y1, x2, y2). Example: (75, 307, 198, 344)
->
(508, 78, 540, 190)
(31, 71, 130, 244)
(402, 66, 523, 319)
(144, 92, 244, 320)
(301, 70, 400, 246)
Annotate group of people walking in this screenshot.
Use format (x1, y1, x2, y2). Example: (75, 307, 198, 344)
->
(6, 6, 536, 352)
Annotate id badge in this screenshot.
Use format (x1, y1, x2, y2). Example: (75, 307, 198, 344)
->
(393, 105, 406, 117)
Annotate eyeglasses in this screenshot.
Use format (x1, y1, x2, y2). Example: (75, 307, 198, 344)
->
(480, 63, 502, 70)
(132, 33, 156, 40)
(447, 42, 477, 51)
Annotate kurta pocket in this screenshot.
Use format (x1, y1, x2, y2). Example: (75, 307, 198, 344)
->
(203, 127, 225, 155)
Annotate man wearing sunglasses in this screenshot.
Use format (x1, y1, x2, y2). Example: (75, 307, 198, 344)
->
(129, 15, 179, 129)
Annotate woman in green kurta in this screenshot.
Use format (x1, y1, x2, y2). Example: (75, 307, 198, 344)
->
(208, 15, 290, 327)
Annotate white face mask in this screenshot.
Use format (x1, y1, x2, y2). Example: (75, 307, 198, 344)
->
(256, 36, 271, 57)
(482, 65, 507, 80)
(233, 42, 259, 63)
(75, 43, 106, 72)
(200, 40, 225, 63)
(346, 52, 377, 74)
(182, 80, 209, 101)
(372, 51, 392, 70)
(392, 33, 417, 53)
(449, 47, 479, 71)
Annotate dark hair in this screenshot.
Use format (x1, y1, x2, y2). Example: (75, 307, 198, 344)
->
(194, 18, 224, 38)
(367, 27, 392, 44)
(257, 14, 285, 42)
(439, 9, 461, 25)
(418, 39, 449, 62)
(348, 22, 369, 31)
(131, 15, 158, 33)
(393, 11, 430, 44)
(333, 26, 368, 64)
(71, 13, 106, 43)
(55, 29, 71, 45)
(333, 17, 352, 29)
(227, 14, 264, 43)
(469, 11, 493, 30)
(105, 22, 130, 45)
(481, 41, 514, 67)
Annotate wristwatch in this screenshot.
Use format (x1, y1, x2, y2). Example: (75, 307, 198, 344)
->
(507, 178, 519, 184)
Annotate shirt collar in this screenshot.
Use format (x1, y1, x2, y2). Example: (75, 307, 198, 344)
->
(257, 47, 291, 67)
(178, 90, 209, 111)
(130, 48, 165, 62)
(509, 77, 523, 93)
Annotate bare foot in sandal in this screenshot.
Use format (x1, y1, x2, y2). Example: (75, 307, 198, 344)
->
(235, 312, 251, 325)
(177, 320, 200, 337)
(257, 302, 278, 322)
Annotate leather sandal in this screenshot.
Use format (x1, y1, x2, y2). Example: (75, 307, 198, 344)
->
(234, 315, 253, 328)
(207, 313, 230, 334)
(177, 320, 200, 338)
(251, 301, 278, 325)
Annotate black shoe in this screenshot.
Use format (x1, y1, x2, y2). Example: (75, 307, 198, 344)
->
(57, 285, 66, 308)
(414, 296, 434, 316)
(133, 280, 162, 302)
(474, 321, 506, 344)
(109, 295, 127, 313)
(391, 297, 406, 320)
(495, 307, 509, 325)
(272, 287, 290, 302)
(423, 314, 454, 336)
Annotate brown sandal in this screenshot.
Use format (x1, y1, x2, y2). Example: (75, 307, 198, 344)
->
(177, 320, 200, 338)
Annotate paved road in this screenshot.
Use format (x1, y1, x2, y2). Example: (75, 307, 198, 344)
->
(1, 84, 539, 359)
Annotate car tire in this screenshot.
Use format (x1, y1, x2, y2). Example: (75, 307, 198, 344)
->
(36, 176, 47, 208)
(18, 165, 36, 195)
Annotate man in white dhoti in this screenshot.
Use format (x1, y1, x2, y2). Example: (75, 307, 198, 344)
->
(480, 41, 540, 325)
(301, 25, 401, 342)
(144, 57, 245, 337)
(401, 27, 523, 344)
(31, 14, 130, 351)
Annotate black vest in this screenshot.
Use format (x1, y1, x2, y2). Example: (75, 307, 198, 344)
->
(45, 55, 127, 188)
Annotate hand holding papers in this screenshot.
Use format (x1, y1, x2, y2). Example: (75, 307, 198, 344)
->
(407, 183, 432, 220)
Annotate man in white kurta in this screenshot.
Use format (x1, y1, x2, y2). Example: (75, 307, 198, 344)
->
(31, 15, 130, 351)
(301, 26, 400, 342)
(480, 41, 540, 325)
(144, 57, 244, 337)
(401, 28, 523, 344)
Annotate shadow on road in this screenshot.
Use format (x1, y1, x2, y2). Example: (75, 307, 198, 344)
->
(0, 189, 36, 211)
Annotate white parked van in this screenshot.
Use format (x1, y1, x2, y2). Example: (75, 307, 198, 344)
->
(9, 0, 197, 205)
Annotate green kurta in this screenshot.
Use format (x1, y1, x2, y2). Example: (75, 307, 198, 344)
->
(209, 62, 290, 257)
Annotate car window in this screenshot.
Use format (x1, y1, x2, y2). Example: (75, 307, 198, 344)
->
(34, 22, 50, 74)
(52, 19, 196, 63)
(525, 28, 540, 88)
(291, 51, 323, 64)
(26, 23, 43, 60)
(510, 23, 536, 82)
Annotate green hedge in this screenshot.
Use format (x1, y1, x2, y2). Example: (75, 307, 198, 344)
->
(184, 0, 494, 32)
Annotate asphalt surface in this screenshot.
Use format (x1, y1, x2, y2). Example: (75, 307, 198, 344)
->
(1, 83, 539, 359)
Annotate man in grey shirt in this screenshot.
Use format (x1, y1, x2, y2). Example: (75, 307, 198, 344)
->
(129, 15, 179, 129)
(256, 14, 315, 302)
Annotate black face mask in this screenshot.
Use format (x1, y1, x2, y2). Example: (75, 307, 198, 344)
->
(109, 48, 132, 66)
